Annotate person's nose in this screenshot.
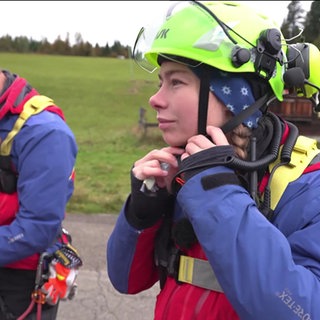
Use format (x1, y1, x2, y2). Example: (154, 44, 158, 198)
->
(149, 88, 167, 111)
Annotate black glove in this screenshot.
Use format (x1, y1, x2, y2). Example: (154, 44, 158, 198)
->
(125, 170, 175, 229)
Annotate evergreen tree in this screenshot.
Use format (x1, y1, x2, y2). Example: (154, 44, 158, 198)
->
(303, 1, 320, 45)
(0, 35, 14, 52)
(281, 1, 306, 42)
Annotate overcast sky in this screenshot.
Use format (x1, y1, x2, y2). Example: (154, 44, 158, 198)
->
(1, 1, 312, 47)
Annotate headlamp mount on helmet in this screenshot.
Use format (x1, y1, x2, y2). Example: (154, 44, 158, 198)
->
(254, 28, 284, 80)
(231, 27, 284, 80)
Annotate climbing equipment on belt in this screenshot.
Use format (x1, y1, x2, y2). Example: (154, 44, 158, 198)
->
(17, 252, 50, 320)
(17, 239, 83, 320)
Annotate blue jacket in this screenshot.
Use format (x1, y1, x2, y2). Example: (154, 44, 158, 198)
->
(107, 143, 320, 319)
(0, 74, 77, 268)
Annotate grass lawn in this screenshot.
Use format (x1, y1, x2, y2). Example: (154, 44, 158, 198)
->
(0, 53, 163, 214)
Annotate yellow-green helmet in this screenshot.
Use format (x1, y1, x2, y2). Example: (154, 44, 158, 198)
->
(133, 0, 287, 101)
(286, 42, 320, 99)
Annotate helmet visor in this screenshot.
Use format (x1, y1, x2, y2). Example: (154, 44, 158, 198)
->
(133, 1, 237, 73)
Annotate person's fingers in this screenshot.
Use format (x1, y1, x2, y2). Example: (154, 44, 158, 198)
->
(206, 126, 229, 145)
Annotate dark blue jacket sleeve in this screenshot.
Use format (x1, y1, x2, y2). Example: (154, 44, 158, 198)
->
(107, 198, 161, 294)
(0, 111, 77, 265)
(177, 165, 320, 320)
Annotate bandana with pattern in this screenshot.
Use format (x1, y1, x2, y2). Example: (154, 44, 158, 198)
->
(208, 69, 262, 129)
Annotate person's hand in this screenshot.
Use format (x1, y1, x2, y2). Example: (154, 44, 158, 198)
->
(169, 127, 234, 194)
(133, 146, 184, 191)
(181, 126, 229, 161)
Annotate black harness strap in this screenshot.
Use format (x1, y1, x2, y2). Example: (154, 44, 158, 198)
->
(221, 93, 270, 133)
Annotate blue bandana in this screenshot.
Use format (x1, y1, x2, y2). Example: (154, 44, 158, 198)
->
(208, 69, 261, 128)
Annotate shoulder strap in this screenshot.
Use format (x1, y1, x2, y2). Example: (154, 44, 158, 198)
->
(268, 136, 320, 210)
(0, 95, 54, 156)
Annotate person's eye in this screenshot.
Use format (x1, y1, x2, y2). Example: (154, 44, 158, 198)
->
(171, 78, 183, 86)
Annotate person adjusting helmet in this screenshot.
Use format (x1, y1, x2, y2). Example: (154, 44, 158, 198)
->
(134, 0, 287, 134)
(107, 1, 320, 319)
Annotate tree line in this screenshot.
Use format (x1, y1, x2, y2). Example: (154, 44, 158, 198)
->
(0, 32, 131, 58)
(0, 1, 319, 58)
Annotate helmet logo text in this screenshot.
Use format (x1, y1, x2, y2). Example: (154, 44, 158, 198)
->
(156, 29, 169, 39)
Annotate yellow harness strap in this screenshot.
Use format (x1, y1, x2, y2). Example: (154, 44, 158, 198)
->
(0, 95, 54, 156)
(268, 135, 320, 210)
(178, 255, 223, 292)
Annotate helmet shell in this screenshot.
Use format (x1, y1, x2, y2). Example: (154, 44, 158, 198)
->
(303, 43, 320, 98)
(138, 1, 286, 100)
(286, 42, 320, 98)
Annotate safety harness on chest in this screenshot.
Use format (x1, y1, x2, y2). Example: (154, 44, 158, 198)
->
(0, 95, 55, 193)
(159, 136, 320, 292)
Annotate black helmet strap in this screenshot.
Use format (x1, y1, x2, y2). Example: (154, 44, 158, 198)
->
(221, 93, 270, 134)
(197, 70, 211, 136)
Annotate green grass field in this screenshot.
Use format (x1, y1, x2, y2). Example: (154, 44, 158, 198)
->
(0, 53, 164, 214)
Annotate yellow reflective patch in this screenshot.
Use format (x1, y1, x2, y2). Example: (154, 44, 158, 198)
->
(178, 255, 194, 284)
